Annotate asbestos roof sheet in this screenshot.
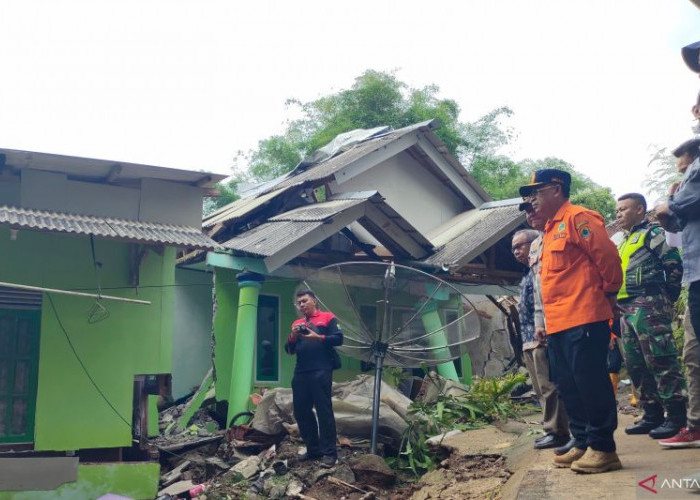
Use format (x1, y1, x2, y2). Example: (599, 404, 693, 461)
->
(202, 185, 296, 228)
(222, 220, 324, 257)
(269, 198, 365, 222)
(0, 205, 220, 250)
(423, 204, 525, 268)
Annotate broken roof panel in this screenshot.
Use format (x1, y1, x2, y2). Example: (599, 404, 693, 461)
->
(423, 203, 525, 269)
(222, 191, 434, 271)
(0, 205, 221, 250)
(202, 185, 297, 228)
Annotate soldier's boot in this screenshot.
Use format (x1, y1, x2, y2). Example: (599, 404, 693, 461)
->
(649, 401, 688, 439)
(625, 402, 664, 435)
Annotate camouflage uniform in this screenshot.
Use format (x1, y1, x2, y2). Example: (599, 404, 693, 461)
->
(617, 219, 685, 408)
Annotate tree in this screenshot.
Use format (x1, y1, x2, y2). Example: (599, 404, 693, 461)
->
(644, 146, 681, 204)
(203, 176, 241, 216)
(242, 70, 513, 182)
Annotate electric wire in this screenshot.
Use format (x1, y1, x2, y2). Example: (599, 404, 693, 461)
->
(45, 293, 205, 463)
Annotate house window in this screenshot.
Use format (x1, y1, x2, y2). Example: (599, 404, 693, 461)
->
(255, 295, 279, 383)
(0, 287, 41, 444)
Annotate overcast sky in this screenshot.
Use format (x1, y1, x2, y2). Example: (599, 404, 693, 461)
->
(1, 1, 699, 202)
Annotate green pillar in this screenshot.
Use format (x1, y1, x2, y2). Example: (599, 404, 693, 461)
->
(227, 271, 264, 426)
(419, 301, 459, 381)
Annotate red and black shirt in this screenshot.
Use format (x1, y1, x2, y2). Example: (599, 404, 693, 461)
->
(285, 310, 343, 373)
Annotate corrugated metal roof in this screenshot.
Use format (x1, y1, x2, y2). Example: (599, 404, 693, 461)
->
(248, 122, 431, 197)
(423, 205, 525, 268)
(222, 220, 324, 257)
(202, 185, 297, 228)
(0, 148, 225, 187)
(0, 205, 220, 250)
(269, 198, 365, 222)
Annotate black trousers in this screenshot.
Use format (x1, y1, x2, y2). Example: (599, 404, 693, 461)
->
(292, 369, 337, 457)
(689, 281, 700, 344)
(548, 321, 618, 452)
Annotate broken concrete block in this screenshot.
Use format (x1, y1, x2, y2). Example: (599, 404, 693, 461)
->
(230, 456, 261, 479)
(158, 480, 195, 497)
(332, 463, 356, 484)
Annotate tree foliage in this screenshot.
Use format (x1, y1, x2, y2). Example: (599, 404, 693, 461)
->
(644, 146, 681, 204)
(206, 69, 616, 220)
(243, 70, 513, 182)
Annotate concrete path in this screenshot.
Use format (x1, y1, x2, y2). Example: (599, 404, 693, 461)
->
(506, 413, 700, 499)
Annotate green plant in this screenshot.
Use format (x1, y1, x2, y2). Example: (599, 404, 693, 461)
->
(392, 372, 530, 477)
(384, 366, 409, 388)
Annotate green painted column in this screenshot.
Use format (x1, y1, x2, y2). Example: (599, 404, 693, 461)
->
(419, 301, 459, 381)
(227, 271, 264, 426)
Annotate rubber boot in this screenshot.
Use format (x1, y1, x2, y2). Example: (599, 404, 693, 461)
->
(625, 402, 664, 435)
(609, 373, 620, 397)
(649, 401, 688, 439)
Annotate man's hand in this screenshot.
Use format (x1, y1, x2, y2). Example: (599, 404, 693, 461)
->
(304, 331, 324, 341)
(535, 328, 546, 342)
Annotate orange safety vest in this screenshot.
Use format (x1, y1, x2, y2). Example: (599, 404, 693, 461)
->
(540, 201, 622, 334)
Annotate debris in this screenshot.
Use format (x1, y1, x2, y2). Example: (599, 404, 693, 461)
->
(272, 459, 288, 475)
(230, 455, 261, 479)
(285, 478, 304, 497)
(158, 480, 195, 497)
(425, 429, 462, 446)
(331, 462, 355, 484)
(327, 475, 367, 494)
(251, 376, 411, 446)
(348, 454, 397, 488)
(160, 460, 191, 487)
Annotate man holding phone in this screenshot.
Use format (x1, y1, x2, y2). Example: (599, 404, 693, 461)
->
(285, 289, 343, 468)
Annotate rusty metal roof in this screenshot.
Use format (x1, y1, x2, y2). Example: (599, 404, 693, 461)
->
(0, 205, 221, 250)
(423, 204, 525, 269)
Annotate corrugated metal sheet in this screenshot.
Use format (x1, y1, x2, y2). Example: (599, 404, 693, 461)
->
(423, 205, 525, 267)
(0, 205, 220, 250)
(269, 198, 365, 222)
(222, 220, 323, 257)
(203, 185, 297, 228)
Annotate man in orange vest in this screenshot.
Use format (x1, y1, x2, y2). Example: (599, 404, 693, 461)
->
(520, 169, 623, 474)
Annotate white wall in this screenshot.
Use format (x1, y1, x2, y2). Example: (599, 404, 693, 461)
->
(172, 268, 214, 399)
(333, 151, 466, 234)
(19, 168, 203, 226)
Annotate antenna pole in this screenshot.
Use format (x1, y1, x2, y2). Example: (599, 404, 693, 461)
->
(370, 344, 386, 454)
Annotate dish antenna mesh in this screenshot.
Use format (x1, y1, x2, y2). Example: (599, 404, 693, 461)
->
(301, 262, 483, 452)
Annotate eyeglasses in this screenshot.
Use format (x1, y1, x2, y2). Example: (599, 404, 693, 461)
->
(530, 184, 559, 198)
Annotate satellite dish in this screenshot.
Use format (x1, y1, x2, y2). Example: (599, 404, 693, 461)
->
(302, 261, 483, 453)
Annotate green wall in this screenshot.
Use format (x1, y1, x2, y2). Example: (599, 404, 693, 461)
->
(0, 462, 160, 500)
(213, 269, 366, 408)
(0, 227, 175, 450)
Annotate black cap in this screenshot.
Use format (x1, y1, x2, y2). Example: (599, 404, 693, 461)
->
(682, 41, 700, 73)
(672, 138, 700, 158)
(518, 169, 572, 197)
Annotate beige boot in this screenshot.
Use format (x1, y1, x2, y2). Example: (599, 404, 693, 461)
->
(552, 447, 586, 468)
(570, 449, 622, 474)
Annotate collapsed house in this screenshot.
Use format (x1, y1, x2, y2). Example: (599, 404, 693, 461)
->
(0, 149, 222, 499)
(175, 120, 528, 428)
